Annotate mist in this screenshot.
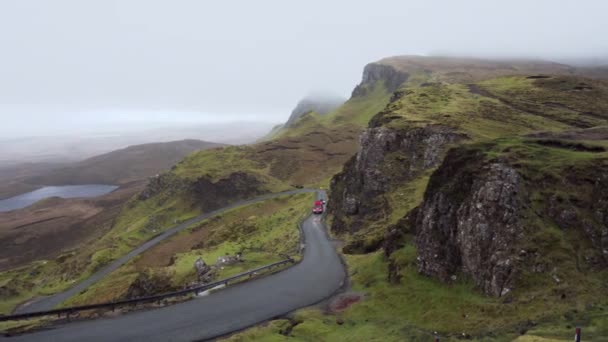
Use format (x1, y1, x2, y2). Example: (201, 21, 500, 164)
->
(1, 0, 607, 144)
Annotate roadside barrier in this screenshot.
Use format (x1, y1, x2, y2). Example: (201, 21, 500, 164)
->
(0, 258, 294, 322)
(1, 190, 321, 323)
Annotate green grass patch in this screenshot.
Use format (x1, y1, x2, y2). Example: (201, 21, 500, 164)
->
(325, 81, 391, 127)
(380, 82, 569, 141)
(64, 193, 313, 306)
(226, 241, 607, 341)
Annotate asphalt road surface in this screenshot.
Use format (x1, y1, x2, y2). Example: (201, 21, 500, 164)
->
(4, 190, 346, 341)
(15, 189, 316, 314)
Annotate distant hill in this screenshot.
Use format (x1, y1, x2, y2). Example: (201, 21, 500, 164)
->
(285, 95, 345, 127)
(577, 64, 608, 80)
(26, 139, 225, 186)
(260, 95, 345, 141)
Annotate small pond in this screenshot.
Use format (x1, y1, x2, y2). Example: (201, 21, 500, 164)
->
(0, 185, 119, 212)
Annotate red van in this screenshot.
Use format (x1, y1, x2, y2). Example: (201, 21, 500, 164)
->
(312, 200, 324, 214)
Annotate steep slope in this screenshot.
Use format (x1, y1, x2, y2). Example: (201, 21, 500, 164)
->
(182, 58, 608, 341)
(177, 65, 402, 190)
(267, 84, 394, 143)
(409, 136, 608, 297)
(330, 73, 608, 252)
(319, 58, 608, 339)
(285, 95, 345, 127)
(222, 57, 608, 341)
(64, 192, 313, 307)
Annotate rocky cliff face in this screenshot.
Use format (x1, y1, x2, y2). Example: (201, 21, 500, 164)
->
(414, 148, 526, 297)
(138, 171, 263, 211)
(546, 163, 608, 264)
(351, 63, 409, 97)
(590, 173, 608, 260)
(190, 172, 262, 209)
(138, 173, 188, 201)
(328, 124, 465, 250)
(124, 270, 174, 299)
(385, 141, 608, 297)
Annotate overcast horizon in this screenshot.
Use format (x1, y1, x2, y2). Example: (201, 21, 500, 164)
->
(1, 0, 608, 139)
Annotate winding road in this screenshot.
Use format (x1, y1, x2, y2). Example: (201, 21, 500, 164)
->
(4, 190, 346, 341)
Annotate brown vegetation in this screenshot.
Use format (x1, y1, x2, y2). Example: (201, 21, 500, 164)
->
(0, 182, 143, 271)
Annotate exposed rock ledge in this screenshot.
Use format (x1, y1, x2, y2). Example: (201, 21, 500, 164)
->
(328, 124, 465, 240)
(351, 63, 409, 97)
(414, 156, 526, 297)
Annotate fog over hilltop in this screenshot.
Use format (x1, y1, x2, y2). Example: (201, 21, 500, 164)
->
(0, 0, 607, 148)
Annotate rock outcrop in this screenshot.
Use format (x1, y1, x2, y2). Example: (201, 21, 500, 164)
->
(124, 270, 174, 299)
(328, 125, 465, 241)
(138, 171, 263, 211)
(387, 142, 608, 297)
(546, 164, 608, 264)
(194, 257, 214, 283)
(590, 173, 608, 260)
(138, 173, 188, 201)
(351, 63, 409, 97)
(414, 149, 526, 297)
(190, 172, 262, 210)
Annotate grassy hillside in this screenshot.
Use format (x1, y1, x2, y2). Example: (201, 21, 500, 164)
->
(178, 79, 396, 190)
(0, 55, 396, 316)
(0, 123, 361, 314)
(226, 58, 608, 341)
(64, 192, 312, 307)
(333, 74, 608, 252)
(376, 55, 577, 83)
(0, 68, 397, 315)
(4, 56, 608, 340)
(267, 82, 391, 141)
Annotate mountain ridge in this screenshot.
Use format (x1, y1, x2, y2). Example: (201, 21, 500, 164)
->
(3, 55, 608, 339)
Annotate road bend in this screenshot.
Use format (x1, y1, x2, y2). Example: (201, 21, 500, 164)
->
(4, 190, 346, 341)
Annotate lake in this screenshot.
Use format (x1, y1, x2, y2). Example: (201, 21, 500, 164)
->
(0, 185, 119, 212)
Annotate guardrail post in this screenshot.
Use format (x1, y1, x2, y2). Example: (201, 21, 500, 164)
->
(575, 327, 581, 342)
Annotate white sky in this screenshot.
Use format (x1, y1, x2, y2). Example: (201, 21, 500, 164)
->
(1, 0, 607, 137)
